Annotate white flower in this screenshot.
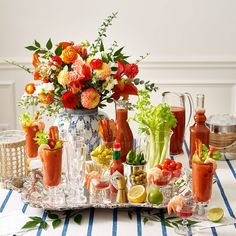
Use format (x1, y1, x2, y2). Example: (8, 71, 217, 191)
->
(33, 82, 55, 95)
(102, 76, 118, 91)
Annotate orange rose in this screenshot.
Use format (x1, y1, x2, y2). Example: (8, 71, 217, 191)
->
(61, 46, 78, 64)
(38, 93, 54, 104)
(25, 83, 36, 94)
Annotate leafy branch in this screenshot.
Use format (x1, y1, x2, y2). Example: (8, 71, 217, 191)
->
(22, 211, 83, 231)
(4, 59, 33, 74)
(89, 12, 118, 56)
(135, 52, 150, 64)
(127, 209, 199, 228)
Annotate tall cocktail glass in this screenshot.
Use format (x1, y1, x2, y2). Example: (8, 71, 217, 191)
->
(192, 162, 215, 217)
(41, 147, 64, 207)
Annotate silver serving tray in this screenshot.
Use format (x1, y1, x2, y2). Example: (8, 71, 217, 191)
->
(5, 169, 190, 211)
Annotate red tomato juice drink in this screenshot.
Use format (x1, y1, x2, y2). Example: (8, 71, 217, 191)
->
(192, 162, 214, 203)
(25, 125, 39, 158)
(170, 106, 185, 155)
(41, 148, 62, 187)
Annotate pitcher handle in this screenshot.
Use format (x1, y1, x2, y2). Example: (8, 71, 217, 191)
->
(184, 93, 194, 129)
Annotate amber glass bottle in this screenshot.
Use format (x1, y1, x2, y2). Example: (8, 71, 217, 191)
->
(189, 94, 210, 167)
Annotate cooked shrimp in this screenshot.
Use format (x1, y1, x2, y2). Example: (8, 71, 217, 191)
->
(86, 171, 100, 190)
(147, 167, 162, 185)
(167, 195, 185, 215)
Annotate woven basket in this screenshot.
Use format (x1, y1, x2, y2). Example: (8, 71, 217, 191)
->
(210, 133, 236, 153)
(0, 130, 27, 188)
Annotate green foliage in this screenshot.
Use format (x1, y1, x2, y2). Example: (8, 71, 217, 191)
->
(4, 59, 33, 74)
(89, 12, 118, 56)
(22, 216, 48, 230)
(52, 219, 62, 229)
(74, 214, 83, 225)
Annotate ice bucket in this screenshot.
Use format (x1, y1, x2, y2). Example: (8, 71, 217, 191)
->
(206, 114, 236, 160)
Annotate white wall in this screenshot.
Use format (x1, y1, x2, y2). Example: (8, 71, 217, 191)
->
(0, 0, 236, 134)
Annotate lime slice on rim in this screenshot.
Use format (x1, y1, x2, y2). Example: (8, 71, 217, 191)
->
(207, 208, 224, 222)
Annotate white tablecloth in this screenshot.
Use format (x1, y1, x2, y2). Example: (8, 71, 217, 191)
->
(0, 141, 236, 236)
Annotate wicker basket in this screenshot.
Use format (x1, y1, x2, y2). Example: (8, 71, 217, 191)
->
(0, 130, 27, 188)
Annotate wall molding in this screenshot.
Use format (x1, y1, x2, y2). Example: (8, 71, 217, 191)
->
(0, 81, 16, 129)
(1, 57, 236, 69)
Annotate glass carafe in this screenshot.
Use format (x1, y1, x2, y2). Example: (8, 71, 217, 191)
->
(162, 91, 194, 155)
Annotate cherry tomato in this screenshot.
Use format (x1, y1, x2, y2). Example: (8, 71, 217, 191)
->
(165, 159, 171, 165)
(162, 162, 168, 170)
(175, 162, 182, 170)
(169, 161, 177, 170)
(210, 147, 216, 153)
(172, 169, 181, 178)
(162, 169, 171, 176)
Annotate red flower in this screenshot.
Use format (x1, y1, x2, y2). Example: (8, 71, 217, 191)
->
(114, 61, 125, 79)
(73, 45, 88, 59)
(113, 80, 138, 100)
(56, 41, 74, 50)
(62, 91, 78, 109)
(50, 56, 63, 67)
(82, 64, 92, 80)
(89, 59, 103, 70)
(124, 63, 139, 78)
(69, 80, 85, 94)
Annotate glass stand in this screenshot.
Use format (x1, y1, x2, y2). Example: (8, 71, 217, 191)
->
(44, 186, 65, 207)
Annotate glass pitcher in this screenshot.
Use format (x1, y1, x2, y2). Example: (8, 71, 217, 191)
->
(162, 91, 194, 155)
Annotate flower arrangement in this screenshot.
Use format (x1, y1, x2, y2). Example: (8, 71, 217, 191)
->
(9, 12, 157, 116)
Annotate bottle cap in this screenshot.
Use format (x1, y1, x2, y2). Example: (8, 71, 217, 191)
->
(113, 142, 121, 149)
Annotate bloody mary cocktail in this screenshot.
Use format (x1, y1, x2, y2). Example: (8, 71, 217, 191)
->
(25, 125, 39, 158)
(41, 148, 62, 187)
(192, 162, 214, 203)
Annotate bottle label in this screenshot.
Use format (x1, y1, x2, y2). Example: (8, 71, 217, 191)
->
(110, 170, 123, 190)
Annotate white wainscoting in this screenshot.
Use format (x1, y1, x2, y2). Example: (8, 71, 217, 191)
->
(0, 81, 16, 130)
(0, 58, 236, 135)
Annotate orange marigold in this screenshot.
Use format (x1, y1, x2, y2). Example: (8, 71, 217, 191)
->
(61, 46, 78, 64)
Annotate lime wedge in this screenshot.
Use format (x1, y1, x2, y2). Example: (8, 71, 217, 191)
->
(207, 208, 224, 222)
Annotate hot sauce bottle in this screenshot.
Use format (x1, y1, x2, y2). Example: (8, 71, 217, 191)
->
(189, 94, 210, 167)
(110, 142, 124, 193)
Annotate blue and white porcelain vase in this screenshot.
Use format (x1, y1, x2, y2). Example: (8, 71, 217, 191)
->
(55, 108, 108, 155)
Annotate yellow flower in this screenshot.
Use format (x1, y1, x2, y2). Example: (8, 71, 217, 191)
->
(61, 46, 78, 64)
(94, 63, 111, 80)
(58, 70, 69, 86)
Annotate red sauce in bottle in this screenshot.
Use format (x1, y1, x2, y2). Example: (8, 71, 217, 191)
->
(170, 106, 185, 155)
(189, 107, 210, 167)
(115, 108, 133, 163)
(110, 143, 124, 193)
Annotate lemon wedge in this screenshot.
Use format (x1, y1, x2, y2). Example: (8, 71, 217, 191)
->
(207, 208, 224, 222)
(128, 185, 146, 203)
